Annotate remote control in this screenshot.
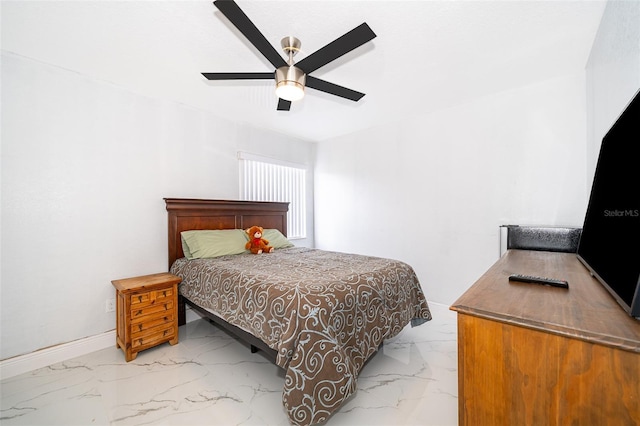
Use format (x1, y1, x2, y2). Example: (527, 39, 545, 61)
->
(508, 274, 569, 289)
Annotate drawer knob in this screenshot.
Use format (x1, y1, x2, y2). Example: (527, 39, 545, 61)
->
(138, 296, 142, 303)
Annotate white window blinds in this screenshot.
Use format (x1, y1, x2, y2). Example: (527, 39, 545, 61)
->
(239, 153, 306, 239)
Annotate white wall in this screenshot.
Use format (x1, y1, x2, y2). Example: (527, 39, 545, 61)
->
(0, 52, 315, 360)
(315, 73, 588, 305)
(585, 0, 640, 186)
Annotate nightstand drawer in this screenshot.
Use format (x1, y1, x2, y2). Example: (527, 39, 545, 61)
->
(131, 300, 174, 320)
(130, 288, 175, 306)
(130, 311, 175, 333)
(131, 324, 176, 349)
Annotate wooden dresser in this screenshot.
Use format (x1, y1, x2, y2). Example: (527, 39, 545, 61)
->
(111, 272, 181, 361)
(451, 250, 640, 425)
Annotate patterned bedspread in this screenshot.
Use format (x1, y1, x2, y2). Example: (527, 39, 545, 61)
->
(170, 247, 431, 425)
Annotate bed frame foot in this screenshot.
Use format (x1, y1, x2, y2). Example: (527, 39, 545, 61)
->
(251, 344, 258, 353)
(177, 295, 186, 326)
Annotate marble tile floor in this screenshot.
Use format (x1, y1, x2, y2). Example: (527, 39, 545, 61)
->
(0, 303, 458, 426)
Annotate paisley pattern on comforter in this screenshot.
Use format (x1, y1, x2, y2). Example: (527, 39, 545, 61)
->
(170, 247, 431, 425)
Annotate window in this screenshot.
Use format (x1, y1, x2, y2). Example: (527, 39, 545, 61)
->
(239, 152, 306, 239)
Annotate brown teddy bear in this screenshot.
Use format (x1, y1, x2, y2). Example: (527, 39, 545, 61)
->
(245, 225, 274, 254)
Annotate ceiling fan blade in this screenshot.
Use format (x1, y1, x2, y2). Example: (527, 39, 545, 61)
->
(277, 98, 292, 111)
(295, 23, 376, 74)
(306, 76, 365, 102)
(202, 72, 274, 80)
(213, 0, 287, 69)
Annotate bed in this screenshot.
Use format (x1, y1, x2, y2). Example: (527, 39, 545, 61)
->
(165, 198, 432, 425)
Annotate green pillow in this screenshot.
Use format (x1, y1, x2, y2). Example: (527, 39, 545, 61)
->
(181, 236, 193, 259)
(181, 229, 249, 260)
(263, 229, 294, 249)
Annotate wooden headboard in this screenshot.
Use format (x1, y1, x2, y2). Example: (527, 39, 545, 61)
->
(164, 198, 289, 268)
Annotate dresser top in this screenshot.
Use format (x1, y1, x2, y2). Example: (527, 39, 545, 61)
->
(111, 272, 182, 292)
(451, 250, 640, 353)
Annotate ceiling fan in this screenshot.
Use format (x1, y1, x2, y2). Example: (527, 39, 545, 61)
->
(202, 0, 377, 111)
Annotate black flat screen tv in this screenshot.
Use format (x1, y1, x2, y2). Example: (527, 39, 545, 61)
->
(577, 88, 640, 319)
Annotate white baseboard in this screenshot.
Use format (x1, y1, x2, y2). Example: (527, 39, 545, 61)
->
(1, 306, 204, 381)
(0, 330, 116, 380)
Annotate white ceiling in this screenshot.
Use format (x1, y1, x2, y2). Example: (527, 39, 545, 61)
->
(2, 0, 606, 141)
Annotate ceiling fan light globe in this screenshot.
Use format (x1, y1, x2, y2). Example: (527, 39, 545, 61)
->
(276, 82, 305, 102)
(275, 66, 306, 102)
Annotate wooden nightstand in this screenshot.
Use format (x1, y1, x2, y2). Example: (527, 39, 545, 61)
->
(111, 272, 181, 361)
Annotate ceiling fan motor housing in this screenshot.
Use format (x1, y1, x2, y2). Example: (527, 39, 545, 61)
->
(275, 66, 306, 101)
